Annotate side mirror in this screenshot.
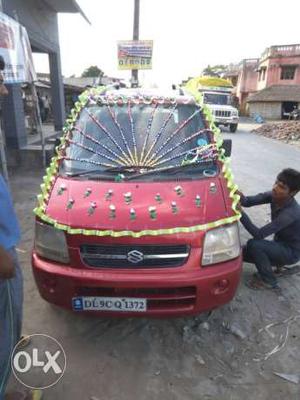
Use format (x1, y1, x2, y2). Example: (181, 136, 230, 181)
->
(54, 138, 61, 149)
(48, 137, 62, 156)
(222, 139, 232, 157)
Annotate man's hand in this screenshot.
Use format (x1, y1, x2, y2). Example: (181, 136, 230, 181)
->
(236, 189, 245, 199)
(0, 246, 15, 279)
(236, 202, 243, 213)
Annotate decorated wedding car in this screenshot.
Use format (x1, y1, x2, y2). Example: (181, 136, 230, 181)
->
(32, 86, 242, 317)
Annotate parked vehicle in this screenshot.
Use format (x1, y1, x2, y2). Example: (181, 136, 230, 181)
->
(289, 108, 300, 120)
(32, 87, 242, 317)
(186, 76, 239, 132)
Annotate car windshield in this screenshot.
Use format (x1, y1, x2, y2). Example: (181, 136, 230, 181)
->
(61, 96, 217, 180)
(203, 93, 230, 105)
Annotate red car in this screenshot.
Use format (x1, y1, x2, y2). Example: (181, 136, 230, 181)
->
(32, 87, 242, 317)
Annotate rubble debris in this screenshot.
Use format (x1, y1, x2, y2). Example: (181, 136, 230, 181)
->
(252, 121, 300, 143)
(194, 354, 206, 365)
(254, 314, 300, 362)
(222, 321, 247, 339)
(201, 322, 210, 331)
(273, 372, 300, 384)
(229, 323, 247, 340)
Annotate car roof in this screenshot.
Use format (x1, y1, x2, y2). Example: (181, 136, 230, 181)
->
(103, 87, 197, 105)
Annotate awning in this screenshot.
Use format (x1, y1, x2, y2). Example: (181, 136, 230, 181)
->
(44, 0, 91, 24)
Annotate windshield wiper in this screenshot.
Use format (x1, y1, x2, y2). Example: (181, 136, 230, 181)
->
(103, 165, 155, 173)
(64, 169, 108, 177)
(62, 165, 154, 177)
(126, 161, 213, 180)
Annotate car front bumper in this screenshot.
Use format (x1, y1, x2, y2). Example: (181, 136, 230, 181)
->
(32, 252, 242, 317)
(214, 117, 239, 125)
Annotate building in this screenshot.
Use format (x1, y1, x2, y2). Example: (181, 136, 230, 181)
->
(256, 44, 300, 91)
(236, 44, 300, 119)
(247, 85, 300, 120)
(0, 0, 87, 154)
(235, 59, 259, 114)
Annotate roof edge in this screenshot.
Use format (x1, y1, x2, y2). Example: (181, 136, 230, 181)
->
(72, 0, 91, 24)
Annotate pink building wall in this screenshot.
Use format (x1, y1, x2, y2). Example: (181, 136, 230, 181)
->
(237, 44, 300, 114)
(236, 59, 259, 113)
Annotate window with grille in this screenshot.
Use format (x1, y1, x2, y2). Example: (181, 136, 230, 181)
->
(280, 66, 296, 80)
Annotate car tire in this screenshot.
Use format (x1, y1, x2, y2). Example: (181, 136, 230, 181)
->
(230, 124, 238, 133)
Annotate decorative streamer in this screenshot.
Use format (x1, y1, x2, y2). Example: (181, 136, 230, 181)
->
(150, 130, 214, 166)
(74, 126, 129, 165)
(140, 103, 158, 164)
(107, 104, 135, 164)
(86, 109, 132, 165)
(146, 109, 203, 165)
(142, 103, 177, 165)
(64, 156, 115, 169)
(127, 100, 138, 164)
(67, 139, 122, 166)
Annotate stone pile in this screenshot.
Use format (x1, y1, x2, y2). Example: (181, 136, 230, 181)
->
(252, 121, 300, 143)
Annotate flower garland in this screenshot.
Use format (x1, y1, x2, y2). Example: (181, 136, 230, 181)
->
(184, 79, 241, 218)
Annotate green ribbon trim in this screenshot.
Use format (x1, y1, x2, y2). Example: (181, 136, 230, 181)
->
(33, 206, 240, 238)
(33, 84, 241, 238)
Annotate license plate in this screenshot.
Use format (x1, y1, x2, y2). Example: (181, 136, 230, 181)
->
(72, 296, 147, 312)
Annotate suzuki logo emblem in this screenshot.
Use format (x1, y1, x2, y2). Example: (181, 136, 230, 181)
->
(127, 250, 144, 264)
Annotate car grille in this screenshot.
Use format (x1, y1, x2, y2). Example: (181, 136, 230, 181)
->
(80, 244, 190, 269)
(215, 110, 231, 117)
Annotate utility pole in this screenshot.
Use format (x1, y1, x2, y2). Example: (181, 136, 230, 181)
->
(131, 0, 140, 88)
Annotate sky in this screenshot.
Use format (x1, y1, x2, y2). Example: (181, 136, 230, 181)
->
(33, 0, 300, 87)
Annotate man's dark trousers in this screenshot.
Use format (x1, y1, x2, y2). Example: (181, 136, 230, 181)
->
(243, 239, 296, 287)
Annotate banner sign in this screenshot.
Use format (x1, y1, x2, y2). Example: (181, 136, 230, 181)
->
(117, 40, 153, 70)
(0, 11, 36, 83)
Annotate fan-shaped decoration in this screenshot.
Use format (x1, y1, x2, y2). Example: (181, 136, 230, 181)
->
(60, 92, 218, 172)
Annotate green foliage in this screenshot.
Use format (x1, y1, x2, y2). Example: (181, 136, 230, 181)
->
(202, 64, 228, 77)
(81, 66, 104, 78)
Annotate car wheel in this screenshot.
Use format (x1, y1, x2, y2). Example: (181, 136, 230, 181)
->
(230, 124, 238, 133)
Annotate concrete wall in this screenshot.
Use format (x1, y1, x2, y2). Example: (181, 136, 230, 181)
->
(248, 102, 282, 120)
(256, 60, 269, 91)
(266, 56, 300, 87)
(236, 60, 259, 113)
(257, 45, 300, 91)
(236, 60, 259, 93)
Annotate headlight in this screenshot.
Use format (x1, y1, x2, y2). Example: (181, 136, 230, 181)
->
(35, 221, 70, 264)
(202, 223, 240, 266)
(232, 111, 238, 117)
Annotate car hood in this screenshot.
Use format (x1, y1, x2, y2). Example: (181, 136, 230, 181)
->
(45, 176, 230, 231)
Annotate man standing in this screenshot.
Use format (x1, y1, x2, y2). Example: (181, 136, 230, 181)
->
(0, 54, 22, 400)
(239, 168, 300, 290)
(0, 56, 41, 400)
(0, 177, 23, 399)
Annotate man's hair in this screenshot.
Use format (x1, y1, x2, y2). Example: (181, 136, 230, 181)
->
(0, 56, 5, 71)
(277, 168, 300, 193)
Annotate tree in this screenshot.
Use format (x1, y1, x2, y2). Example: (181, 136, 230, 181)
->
(81, 66, 104, 78)
(202, 64, 227, 77)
